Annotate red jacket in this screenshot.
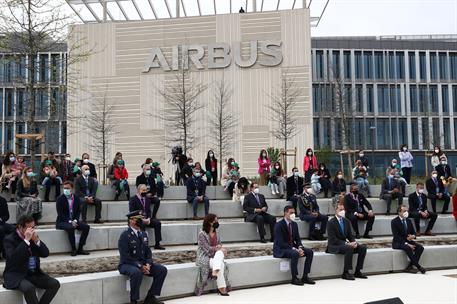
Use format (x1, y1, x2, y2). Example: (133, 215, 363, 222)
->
(452, 195, 457, 221)
(114, 167, 128, 180)
(258, 158, 271, 174)
(303, 155, 317, 172)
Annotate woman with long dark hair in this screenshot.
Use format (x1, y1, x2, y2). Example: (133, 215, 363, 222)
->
(205, 150, 218, 186)
(195, 214, 230, 296)
(431, 145, 446, 170)
(269, 161, 286, 197)
(0, 152, 21, 199)
(16, 167, 42, 224)
(257, 149, 271, 186)
(303, 148, 317, 183)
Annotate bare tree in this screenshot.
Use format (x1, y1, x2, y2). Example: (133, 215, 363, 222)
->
(267, 75, 301, 151)
(158, 68, 207, 155)
(0, 0, 90, 169)
(210, 75, 238, 175)
(82, 90, 116, 184)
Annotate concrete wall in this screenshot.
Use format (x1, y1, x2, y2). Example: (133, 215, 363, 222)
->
(67, 10, 313, 180)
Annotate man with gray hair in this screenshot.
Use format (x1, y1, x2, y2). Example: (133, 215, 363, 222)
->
(186, 168, 210, 220)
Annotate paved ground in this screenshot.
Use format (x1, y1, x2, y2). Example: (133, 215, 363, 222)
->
(166, 269, 457, 304)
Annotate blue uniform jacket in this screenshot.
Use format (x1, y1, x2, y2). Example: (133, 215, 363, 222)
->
(118, 227, 153, 269)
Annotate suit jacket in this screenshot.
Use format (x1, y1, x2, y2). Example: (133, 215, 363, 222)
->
(118, 227, 153, 269)
(129, 195, 152, 219)
(186, 177, 207, 202)
(0, 195, 10, 224)
(85, 162, 97, 179)
(286, 176, 303, 200)
(273, 219, 303, 258)
(408, 192, 429, 212)
(344, 193, 373, 215)
(380, 177, 402, 197)
(56, 194, 82, 224)
(2, 231, 50, 289)
(391, 216, 417, 248)
(426, 177, 445, 195)
(297, 193, 320, 217)
(326, 216, 355, 253)
(243, 192, 269, 221)
(181, 164, 193, 179)
(135, 174, 157, 195)
(436, 164, 452, 179)
(74, 176, 98, 199)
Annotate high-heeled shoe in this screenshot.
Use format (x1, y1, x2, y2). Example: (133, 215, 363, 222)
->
(217, 289, 230, 296)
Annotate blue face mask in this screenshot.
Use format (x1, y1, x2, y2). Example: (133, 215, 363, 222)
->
(63, 189, 72, 197)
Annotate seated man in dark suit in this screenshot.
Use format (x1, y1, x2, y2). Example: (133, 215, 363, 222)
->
(273, 205, 315, 286)
(408, 182, 437, 236)
(436, 155, 452, 180)
(129, 184, 165, 250)
(186, 168, 210, 220)
(380, 168, 403, 215)
(426, 170, 450, 214)
(391, 205, 426, 274)
(135, 164, 160, 219)
(118, 211, 168, 304)
(344, 184, 375, 239)
(74, 165, 103, 223)
(55, 181, 91, 256)
(3, 215, 60, 304)
(286, 167, 304, 213)
(243, 183, 277, 243)
(0, 194, 15, 259)
(326, 203, 368, 280)
(297, 183, 328, 240)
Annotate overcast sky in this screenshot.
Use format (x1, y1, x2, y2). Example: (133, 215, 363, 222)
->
(68, 0, 457, 37)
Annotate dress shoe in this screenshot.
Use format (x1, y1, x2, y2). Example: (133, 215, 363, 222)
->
(386, 211, 390, 216)
(192, 216, 200, 220)
(355, 234, 361, 239)
(424, 230, 435, 236)
(341, 272, 355, 280)
(362, 234, 373, 239)
(308, 235, 317, 241)
(404, 265, 418, 274)
(301, 276, 316, 285)
(354, 271, 368, 279)
(77, 249, 90, 255)
(217, 289, 230, 296)
(154, 244, 166, 250)
(416, 232, 422, 237)
(71, 249, 77, 257)
(291, 277, 305, 286)
(269, 238, 274, 242)
(144, 294, 164, 304)
(418, 266, 427, 274)
(94, 219, 104, 224)
(260, 238, 268, 244)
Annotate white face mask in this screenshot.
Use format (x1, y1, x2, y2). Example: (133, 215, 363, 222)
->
(83, 159, 89, 164)
(194, 173, 201, 178)
(435, 149, 439, 153)
(145, 170, 151, 176)
(209, 153, 214, 157)
(306, 188, 313, 194)
(403, 211, 409, 218)
(359, 153, 364, 157)
(320, 167, 324, 170)
(308, 152, 312, 156)
(289, 213, 296, 222)
(441, 161, 447, 165)
(403, 148, 407, 151)
(66, 157, 71, 161)
(432, 174, 438, 178)
(337, 174, 343, 179)
(294, 171, 299, 177)
(84, 170, 90, 176)
(392, 163, 397, 166)
(9, 157, 15, 162)
(253, 188, 260, 194)
(418, 189, 424, 194)
(262, 153, 267, 157)
(337, 210, 345, 218)
(275, 166, 279, 169)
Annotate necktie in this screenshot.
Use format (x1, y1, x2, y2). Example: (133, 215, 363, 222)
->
(295, 178, 298, 194)
(388, 178, 391, 190)
(255, 194, 260, 206)
(418, 194, 422, 210)
(288, 223, 293, 245)
(339, 218, 345, 237)
(402, 219, 408, 233)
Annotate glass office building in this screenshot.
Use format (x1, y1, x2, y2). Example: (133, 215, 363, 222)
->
(0, 40, 67, 159)
(311, 35, 457, 176)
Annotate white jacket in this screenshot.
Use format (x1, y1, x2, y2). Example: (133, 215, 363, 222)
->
(398, 151, 413, 168)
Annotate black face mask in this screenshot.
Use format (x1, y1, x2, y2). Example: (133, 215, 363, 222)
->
(140, 192, 147, 197)
(213, 222, 220, 229)
(352, 190, 359, 195)
(135, 218, 146, 230)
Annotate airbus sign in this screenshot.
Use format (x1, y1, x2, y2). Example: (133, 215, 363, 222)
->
(142, 40, 283, 72)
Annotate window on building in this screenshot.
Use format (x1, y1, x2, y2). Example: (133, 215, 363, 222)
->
(323, 118, 331, 148)
(453, 86, 457, 114)
(408, 52, 416, 80)
(363, 51, 373, 79)
(3, 56, 14, 83)
(430, 52, 438, 81)
(17, 89, 26, 119)
(0, 88, 3, 118)
(355, 51, 362, 80)
(16, 122, 26, 154)
(422, 118, 430, 149)
(377, 85, 389, 113)
(439, 52, 448, 81)
(399, 118, 407, 147)
(432, 118, 440, 147)
(411, 118, 419, 149)
(419, 52, 426, 81)
(50, 54, 61, 83)
(396, 52, 405, 79)
(313, 84, 320, 112)
(389, 86, 401, 113)
(5, 88, 14, 119)
(442, 86, 449, 114)
(443, 118, 451, 149)
(374, 51, 384, 79)
(377, 119, 390, 149)
(313, 118, 320, 149)
(61, 123, 66, 154)
(451, 52, 457, 80)
(345, 84, 352, 111)
(39, 54, 49, 83)
(355, 84, 363, 112)
(331, 50, 340, 78)
(391, 119, 399, 149)
(343, 51, 351, 79)
(366, 119, 375, 148)
(5, 122, 14, 152)
(429, 85, 438, 113)
(418, 85, 428, 112)
(35, 89, 49, 118)
(410, 85, 418, 113)
(354, 119, 364, 149)
(366, 85, 374, 113)
(388, 52, 396, 80)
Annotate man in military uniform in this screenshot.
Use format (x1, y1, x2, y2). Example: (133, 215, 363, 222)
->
(118, 211, 168, 304)
(298, 183, 328, 240)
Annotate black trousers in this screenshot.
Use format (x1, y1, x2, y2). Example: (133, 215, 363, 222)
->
(428, 193, 450, 213)
(393, 242, 424, 268)
(402, 167, 412, 184)
(119, 263, 168, 301)
(17, 273, 60, 304)
(281, 247, 314, 279)
(247, 213, 276, 239)
(288, 196, 299, 213)
(409, 211, 437, 232)
(381, 192, 403, 213)
(335, 244, 367, 273)
(346, 213, 375, 235)
(206, 171, 217, 186)
(300, 213, 328, 238)
(320, 179, 332, 197)
(56, 222, 90, 250)
(0, 223, 16, 257)
(149, 196, 161, 219)
(44, 178, 61, 201)
(145, 218, 162, 244)
(80, 198, 102, 222)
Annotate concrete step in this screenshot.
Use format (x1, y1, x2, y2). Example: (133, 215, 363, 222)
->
(1, 245, 455, 303)
(6, 195, 453, 225)
(1, 184, 419, 202)
(21, 215, 457, 254)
